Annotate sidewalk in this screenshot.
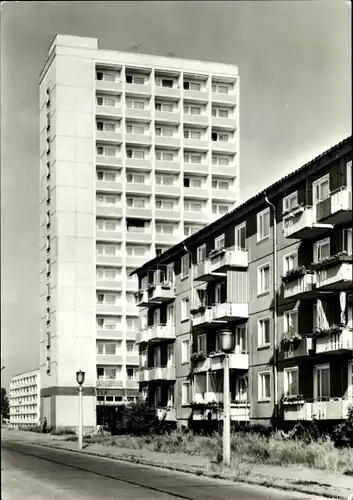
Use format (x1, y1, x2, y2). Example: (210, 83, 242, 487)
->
(2, 428, 352, 499)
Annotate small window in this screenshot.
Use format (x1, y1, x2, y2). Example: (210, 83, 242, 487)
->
(258, 372, 271, 401)
(234, 222, 246, 251)
(284, 310, 298, 336)
(181, 298, 190, 321)
(181, 254, 189, 278)
(197, 244, 206, 263)
(283, 192, 298, 213)
(197, 334, 207, 353)
(182, 381, 191, 404)
(126, 74, 145, 85)
(343, 228, 352, 254)
(181, 339, 190, 363)
(258, 317, 271, 347)
(283, 252, 298, 274)
(314, 175, 330, 203)
(212, 203, 229, 215)
(313, 238, 330, 262)
(257, 208, 270, 241)
(314, 364, 330, 399)
(156, 150, 174, 161)
(214, 234, 225, 250)
(257, 263, 270, 295)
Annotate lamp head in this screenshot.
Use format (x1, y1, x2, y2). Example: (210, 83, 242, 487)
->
(76, 370, 85, 385)
(218, 329, 235, 354)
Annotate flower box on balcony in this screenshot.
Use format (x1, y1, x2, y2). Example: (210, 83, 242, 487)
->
(309, 252, 352, 271)
(282, 333, 302, 350)
(191, 351, 207, 362)
(283, 395, 305, 405)
(190, 305, 206, 314)
(208, 247, 226, 259)
(312, 324, 344, 338)
(281, 266, 308, 283)
(282, 203, 305, 218)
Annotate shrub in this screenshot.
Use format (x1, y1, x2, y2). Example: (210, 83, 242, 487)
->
(333, 405, 353, 448)
(51, 427, 76, 436)
(115, 402, 176, 436)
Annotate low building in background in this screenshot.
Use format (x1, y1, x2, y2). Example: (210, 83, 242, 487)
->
(9, 369, 40, 428)
(133, 137, 352, 428)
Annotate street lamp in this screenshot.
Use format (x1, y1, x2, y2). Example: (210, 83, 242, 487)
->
(218, 328, 235, 467)
(76, 370, 85, 450)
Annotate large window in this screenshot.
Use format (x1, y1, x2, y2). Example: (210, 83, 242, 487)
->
(184, 176, 202, 188)
(212, 203, 230, 215)
(126, 148, 145, 159)
(258, 317, 271, 347)
(184, 153, 202, 164)
(212, 179, 230, 190)
(257, 263, 270, 295)
(181, 254, 189, 278)
(156, 175, 176, 186)
(155, 126, 174, 137)
(97, 367, 118, 380)
(126, 123, 146, 135)
(212, 83, 229, 94)
(156, 223, 175, 235)
(313, 238, 330, 262)
(156, 199, 175, 210)
(215, 234, 225, 250)
(96, 120, 117, 132)
(96, 244, 120, 257)
(126, 74, 145, 85)
(258, 372, 271, 401)
(96, 145, 117, 157)
(96, 267, 121, 281)
(314, 364, 330, 400)
(156, 150, 174, 161)
(126, 197, 147, 208)
(126, 245, 148, 256)
(181, 338, 190, 363)
(96, 95, 119, 107)
(184, 81, 201, 91)
(284, 368, 299, 397)
(96, 219, 120, 232)
(257, 208, 270, 241)
(96, 194, 120, 206)
(184, 225, 203, 237)
(96, 342, 118, 355)
(96, 316, 121, 330)
(96, 293, 120, 305)
(284, 310, 298, 336)
(96, 170, 117, 182)
(212, 154, 231, 166)
(155, 101, 174, 112)
(184, 129, 202, 140)
(126, 99, 145, 110)
(96, 71, 118, 82)
(183, 105, 201, 115)
(184, 201, 202, 212)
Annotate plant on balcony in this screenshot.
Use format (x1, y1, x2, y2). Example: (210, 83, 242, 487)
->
(206, 400, 221, 408)
(309, 251, 352, 271)
(190, 304, 206, 314)
(208, 247, 226, 258)
(231, 399, 248, 405)
(282, 202, 304, 217)
(282, 332, 302, 350)
(312, 324, 343, 338)
(281, 265, 307, 283)
(190, 351, 207, 363)
(147, 282, 156, 290)
(283, 394, 305, 404)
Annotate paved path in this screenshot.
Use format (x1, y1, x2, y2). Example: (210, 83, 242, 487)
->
(2, 439, 321, 500)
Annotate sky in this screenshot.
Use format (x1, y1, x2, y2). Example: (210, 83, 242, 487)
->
(0, 0, 351, 388)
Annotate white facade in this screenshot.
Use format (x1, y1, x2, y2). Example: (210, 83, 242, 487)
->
(9, 369, 40, 428)
(39, 34, 240, 429)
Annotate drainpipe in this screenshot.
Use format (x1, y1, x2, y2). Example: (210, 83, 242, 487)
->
(264, 195, 278, 424)
(184, 244, 195, 403)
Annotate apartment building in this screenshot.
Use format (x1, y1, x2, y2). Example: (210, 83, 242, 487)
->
(39, 34, 239, 429)
(9, 370, 40, 428)
(134, 137, 352, 427)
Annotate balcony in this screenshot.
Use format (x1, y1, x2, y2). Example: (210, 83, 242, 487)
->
(183, 89, 209, 101)
(316, 187, 352, 225)
(136, 328, 150, 345)
(96, 303, 123, 315)
(209, 249, 248, 273)
(194, 260, 212, 281)
(155, 160, 180, 172)
(314, 255, 353, 291)
(96, 105, 122, 119)
(183, 114, 208, 127)
(211, 302, 249, 322)
(96, 230, 123, 242)
(96, 328, 124, 340)
(283, 399, 312, 421)
(125, 82, 152, 95)
(96, 80, 123, 93)
(315, 327, 353, 354)
(125, 133, 151, 146)
(148, 283, 175, 303)
(211, 141, 237, 154)
(183, 162, 209, 175)
(184, 138, 209, 151)
(96, 354, 123, 364)
(311, 398, 353, 420)
(96, 279, 123, 291)
(125, 108, 152, 121)
(155, 136, 180, 148)
(96, 131, 123, 144)
(126, 255, 152, 268)
(148, 324, 176, 342)
(156, 407, 177, 421)
(211, 116, 237, 130)
(192, 356, 211, 374)
(154, 86, 181, 99)
(183, 211, 211, 223)
(96, 156, 122, 168)
(211, 189, 236, 202)
(139, 368, 149, 383)
(149, 366, 176, 381)
(96, 379, 123, 389)
(283, 206, 333, 239)
(125, 207, 153, 219)
(96, 181, 123, 193)
(125, 183, 152, 195)
(212, 92, 237, 105)
(125, 230, 152, 244)
(134, 289, 149, 307)
(192, 307, 212, 327)
(96, 205, 123, 218)
(126, 354, 139, 366)
(155, 209, 181, 221)
(155, 111, 180, 124)
(208, 351, 249, 371)
(283, 271, 316, 299)
(154, 184, 180, 197)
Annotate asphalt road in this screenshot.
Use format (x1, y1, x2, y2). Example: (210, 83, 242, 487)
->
(2, 439, 316, 500)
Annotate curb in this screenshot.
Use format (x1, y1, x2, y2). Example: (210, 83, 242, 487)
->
(8, 437, 349, 500)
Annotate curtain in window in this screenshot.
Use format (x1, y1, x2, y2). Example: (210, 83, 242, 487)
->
(340, 292, 346, 325)
(317, 299, 329, 330)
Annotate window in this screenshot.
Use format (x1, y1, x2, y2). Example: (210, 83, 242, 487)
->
(212, 107, 229, 118)
(96, 194, 120, 206)
(258, 317, 271, 347)
(234, 222, 246, 251)
(215, 234, 225, 249)
(181, 298, 190, 321)
(343, 228, 352, 254)
(181, 339, 191, 365)
(257, 208, 270, 241)
(155, 101, 174, 112)
(197, 244, 206, 263)
(212, 131, 229, 142)
(235, 325, 247, 354)
(96, 342, 117, 355)
(184, 129, 202, 140)
(258, 372, 271, 401)
(314, 364, 330, 400)
(96, 170, 117, 182)
(97, 367, 117, 380)
(156, 224, 174, 235)
(96, 293, 119, 305)
(182, 382, 191, 404)
(126, 148, 145, 159)
(212, 155, 231, 166)
(257, 263, 270, 295)
(156, 78, 174, 88)
(155, 126, 174, 137)
(126, 245, 148, 256)
(96, 267, 120, 280)
(212, 83, 230, 94)
(96, 71, 117, 82)
(126, 74, 145, 85)
(283, 192, 298, 213)
(96, 120, 117, 132)
(283, 252, 298, 274)
(127, 317, 139, 330)
(284, 310, 298, 336)
(126, 99, 145, 110)
(96, 316, 121, 330)
(156, 150, 174, 161)
(184, 177, 202, 188)
(156, 175, 175, 186)
(126, 123, 145, 135)
(126, 173, 145, 184)
(96, 244, 120, 257)
(181, 254, 189, 278)
(347, 161, 352, 188)
(96, 95, 118, 107)
(212, 203, 229, 215)
(313, 175, 330, 203)
(284, 368, 299, 397)
(126, 197, 146, 208)
(96, 145, 117, 157)
(184, 201, 203, 213)
(212, 179, 230, 190)
(183, 153, 202, 163)
(184, 225, 203, 237)
(197, 334, 207, 353)
(184, 81, 201, 91)
(126, 341, 135, 353)
(314, 238, 330, 262)
(156, 199, 175, 210)
(183, 105, 201, 115)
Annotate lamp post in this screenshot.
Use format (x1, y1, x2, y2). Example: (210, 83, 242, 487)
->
(218, 329, 235, 467)
(76, 370, 85, 450)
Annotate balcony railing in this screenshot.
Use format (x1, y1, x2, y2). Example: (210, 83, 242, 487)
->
(134, 289, 150, 307)
(283, 205, 332, 239)
(316, 187, 352, 224)
(211, 302, 249, 322)
(311, 398, 352, 420)
(314, 255, 352, 290)
(283, 271, 316, 299)
(209, 249, 248, 273)
(209, 351, 249, 371)
(136, 328, 150, 345)
(315, 327, 353, 354)
(138, 367, 149, 383)
(148, 324, 176, 342)
(192, 306, 213, 326)
(149, 365, 176, 381)
(194, 260, 212, 281)
(148, 282, 175, 303)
